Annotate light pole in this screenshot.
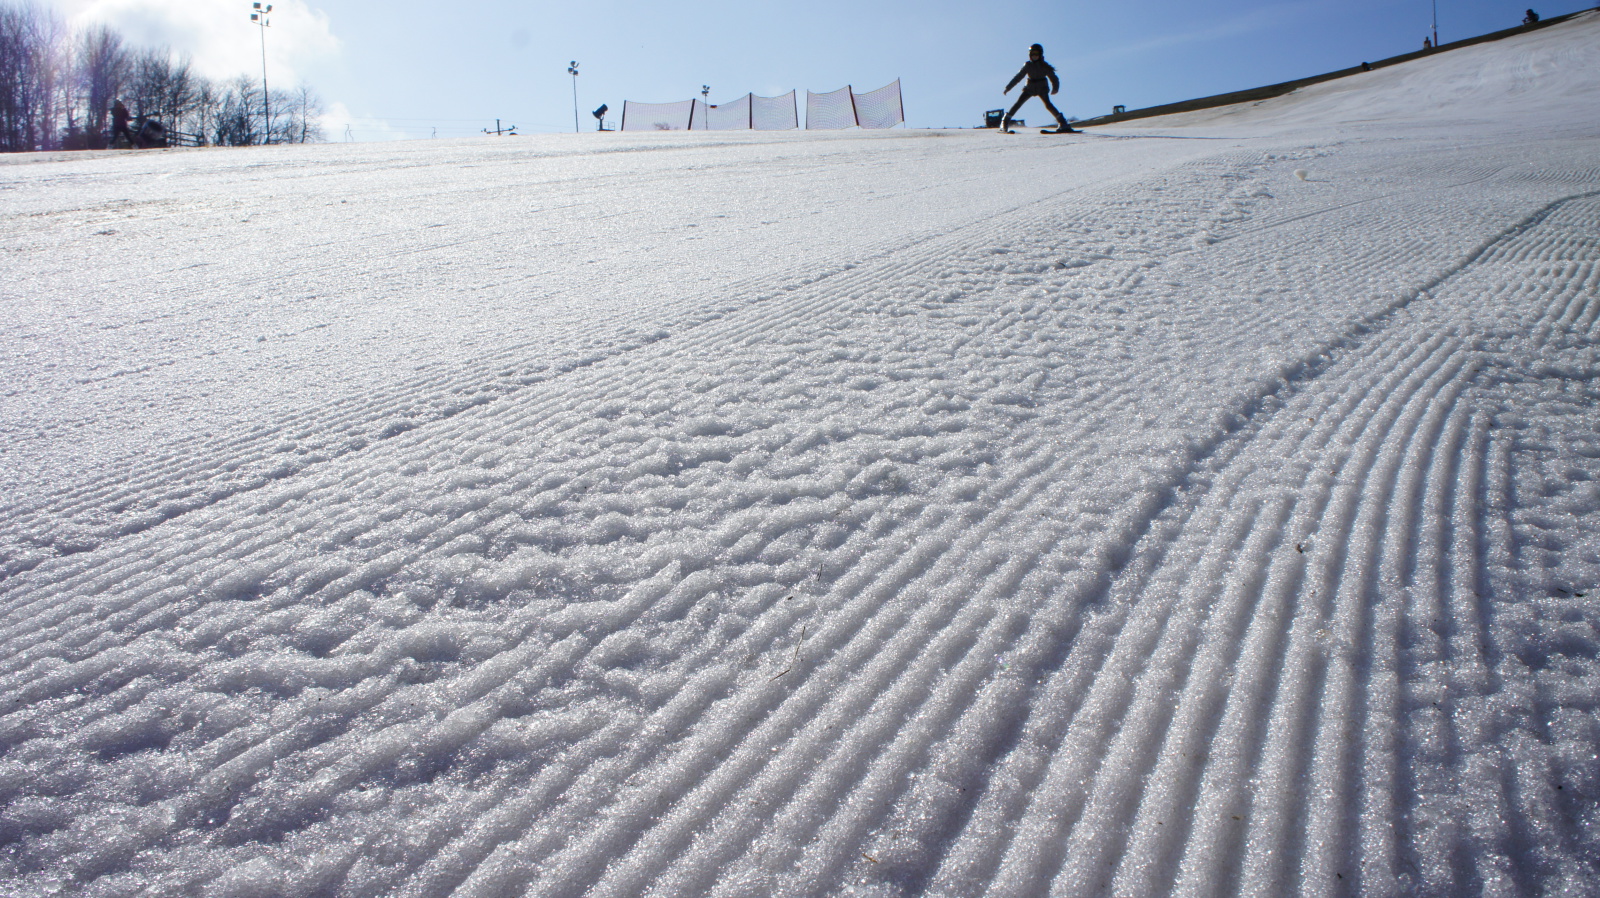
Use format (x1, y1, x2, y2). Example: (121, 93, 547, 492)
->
(251, 2, 272, 143)
(702, 85, 710, 102)
(567, 61, 580, 133)
(1432, 0, 1439, 46)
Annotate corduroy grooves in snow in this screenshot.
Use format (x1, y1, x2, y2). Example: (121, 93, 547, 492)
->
(3, 13, 1600, 898)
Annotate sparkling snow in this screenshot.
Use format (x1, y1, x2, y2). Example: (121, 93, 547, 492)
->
(3, 13, 1599, 897)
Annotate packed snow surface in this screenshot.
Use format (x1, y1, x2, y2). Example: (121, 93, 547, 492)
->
(4, 14, 1600, 897)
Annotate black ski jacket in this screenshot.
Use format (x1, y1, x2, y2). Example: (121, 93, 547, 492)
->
(1006, 59, 1060, 95)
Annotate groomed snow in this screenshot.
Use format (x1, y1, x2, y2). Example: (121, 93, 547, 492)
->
(3, 13, 1599, 897)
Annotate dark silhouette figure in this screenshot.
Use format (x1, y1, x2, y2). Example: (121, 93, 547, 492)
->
(1524, 9, 1540, 25)
(1423, 37, 1433, 50)
(110, 99, 135, 147)
(1002, 44, 1073, 132)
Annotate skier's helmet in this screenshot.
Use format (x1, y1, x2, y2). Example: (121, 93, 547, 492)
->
(1030, 43, 1044, 56)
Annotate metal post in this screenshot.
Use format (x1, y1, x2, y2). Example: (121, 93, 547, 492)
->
(1432, 0, 1439, 46)
(568, 62, 580, 133)
(260, 25, 270, 141)
(251, 3, 272, 144)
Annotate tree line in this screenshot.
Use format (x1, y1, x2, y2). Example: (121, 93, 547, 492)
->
(0, 1, 324, 151)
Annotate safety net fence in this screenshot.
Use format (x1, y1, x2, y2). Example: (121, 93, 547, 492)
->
(619, 99, 699, 131)
(709, 93, 797, 130)
(853, 80, 905, 129)
(620, 85, 894, 131)
(806, 80, 904, 129)
(804, 87, 856, 130)
(622, 92, 800, 132)
(752, 91, 800, 130)
(706, 94, 752, 130)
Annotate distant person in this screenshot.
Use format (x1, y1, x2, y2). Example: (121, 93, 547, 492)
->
(1524, 9, 1540, 24)
(110, 99, 135, 147)
(1002, 44, 1076, 134)
(1423, 36, 1433, 50)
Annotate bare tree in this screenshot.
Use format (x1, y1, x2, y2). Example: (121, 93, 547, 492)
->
(300, 85, 325, 143)
(0, 0, 325, 152)
(284, 83, 325, 143)
(161, 54, 197, 138)
(190, 77, 218, 145)
(0, 3, 66, 151)
(0, 4, 36, 150)
(75, 24, 128, 147)
(127, 47, 196, 134)
(30, 5, 67, 149)
(212, 73, 260, 146)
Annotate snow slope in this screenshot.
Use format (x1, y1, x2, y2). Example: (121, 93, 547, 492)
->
(2, 13, 1598, 897)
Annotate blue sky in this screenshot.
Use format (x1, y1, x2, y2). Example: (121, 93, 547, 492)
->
(51, 0, 1597, 137)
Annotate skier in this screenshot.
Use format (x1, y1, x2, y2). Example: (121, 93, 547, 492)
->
(1523, 9, 1540, 25)
(1002, 44, 1076, 134)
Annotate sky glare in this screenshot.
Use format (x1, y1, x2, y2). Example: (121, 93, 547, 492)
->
(42, 2, 1600, 137)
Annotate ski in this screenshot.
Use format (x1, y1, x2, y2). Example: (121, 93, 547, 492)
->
(1040, 128, 1080, 135)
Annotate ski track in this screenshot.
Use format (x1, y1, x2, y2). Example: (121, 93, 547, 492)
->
(0, 140, 1007, 579)
(2, 121, 1600, 895)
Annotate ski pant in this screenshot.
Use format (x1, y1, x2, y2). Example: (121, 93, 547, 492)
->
(1004, 87, 1066, 127)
